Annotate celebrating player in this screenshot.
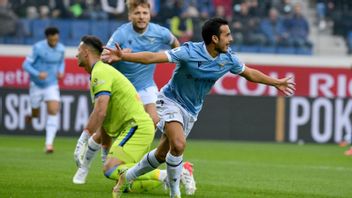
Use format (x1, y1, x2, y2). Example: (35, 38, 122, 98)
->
(102, 17, 296, 198)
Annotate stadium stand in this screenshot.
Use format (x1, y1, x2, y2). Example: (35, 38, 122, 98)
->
(1, 0, 351, 56)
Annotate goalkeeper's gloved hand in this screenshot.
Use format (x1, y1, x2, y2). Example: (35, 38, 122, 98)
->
(74, 129, 90, 167)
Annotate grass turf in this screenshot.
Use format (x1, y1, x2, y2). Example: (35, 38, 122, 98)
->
(0, 135, 351, 198)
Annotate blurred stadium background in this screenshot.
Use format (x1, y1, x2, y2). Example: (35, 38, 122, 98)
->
(1, 0, 352, 197)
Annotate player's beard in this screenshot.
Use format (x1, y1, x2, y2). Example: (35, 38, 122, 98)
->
(215, 45, 227, 54)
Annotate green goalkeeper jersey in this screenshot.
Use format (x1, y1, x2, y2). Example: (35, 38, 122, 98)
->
(90, 60, 152, 137)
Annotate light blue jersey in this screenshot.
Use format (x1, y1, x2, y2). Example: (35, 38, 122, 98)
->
(107, 22, 174, 91)
(23, 40, 65, 88)
(163, 42, 245, 116)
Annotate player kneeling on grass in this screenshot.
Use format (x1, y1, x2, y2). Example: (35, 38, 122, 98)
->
(73, 35, 196, 195)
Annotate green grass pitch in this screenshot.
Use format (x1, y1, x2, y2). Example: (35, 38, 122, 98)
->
(0, 135, 351, 198)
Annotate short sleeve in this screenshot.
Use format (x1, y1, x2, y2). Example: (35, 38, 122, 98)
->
(165, 44, 190, 64)
(229, 52, 245, 74)
(91, 69, 113, 96)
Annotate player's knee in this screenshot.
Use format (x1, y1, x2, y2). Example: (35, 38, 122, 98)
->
(155, 149, 167, 162)
(47, 102, 60, 115)
(170, 139, 186, 155)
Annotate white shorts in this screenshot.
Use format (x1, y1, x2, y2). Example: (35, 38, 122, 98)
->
(29, 82, 60, 108)
(138, 86, 158, 105)
(156, 94, 197, 138)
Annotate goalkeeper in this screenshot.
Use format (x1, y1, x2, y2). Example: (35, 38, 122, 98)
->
(73, 35, 166, 192)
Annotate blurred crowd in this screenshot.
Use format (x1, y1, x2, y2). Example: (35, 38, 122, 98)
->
(315, 0, 352, 54)
(1, 0, 351, 53)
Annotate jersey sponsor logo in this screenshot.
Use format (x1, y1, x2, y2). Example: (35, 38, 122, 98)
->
(92, 78, 105, 87)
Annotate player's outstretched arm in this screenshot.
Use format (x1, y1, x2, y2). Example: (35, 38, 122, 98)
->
(274, 76, 296, 96)
(239, 66, 296, 96)
(101, 43, 169, 64)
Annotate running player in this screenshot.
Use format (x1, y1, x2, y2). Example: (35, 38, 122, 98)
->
(102, 17, 296, 198)
(22, 26, 65, 153)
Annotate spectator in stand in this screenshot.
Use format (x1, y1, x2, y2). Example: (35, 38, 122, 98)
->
(189, 0, 205, 42)
(315, 0, 337, 31)
(50, 0, 71, 19)
(101, 0, 127, 20)
(0, 0, 19, 36)
(214, 4, 226, 19)
(26, 7, 38, 19)
(285, 3, 312, 49)
(316, 0, 328, 30)
(68, 0, 87, 19)
(260, 7, 289, 47)
(277, 0, 293, 17)
(9, 0, 27, 18)
(21, 0, 48, 19)
(85, 0, 108, 20)
(231, 1, 266, 46)
(247, 0, 264, 18)
(212, 0, 233, 22)
(153, 0, 177, 26)
(196, 0, 215, 19)
(257, 0, 277, 16)
(149, 0, 160, 17)
(38, 4, 50, 19)
(170, 2, 198, 43)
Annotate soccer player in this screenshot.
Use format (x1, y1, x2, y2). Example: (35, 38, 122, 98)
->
(104, 0, 179, 125)
(22, 26, 65, 153)
(73, 0, 184, 186)
(102, 17, 296, 198)
(73, 35, 193, 194)
(74, 35, 160, 192)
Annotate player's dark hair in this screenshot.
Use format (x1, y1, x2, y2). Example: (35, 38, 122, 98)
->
(202, 18, 228, 45)
(44, 27, 59, 37)
(127, 0, 150, 12)
(81, 35, 104, 55)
